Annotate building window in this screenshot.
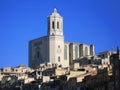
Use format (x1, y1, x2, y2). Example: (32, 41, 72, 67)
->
(57, 22, 59, 29)
(64, 45, 67, 60)
(52, 33, 55, 35)
(58, 45, 60, 48)
(85, 47, 88, 56)
(58, 56, 60, 62)
(75, 46, 78, 59)
(52, 21, 55, 29)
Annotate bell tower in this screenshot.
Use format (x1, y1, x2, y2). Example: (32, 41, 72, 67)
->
(47, 8, 63, 36)
(48, 8, 64, 66)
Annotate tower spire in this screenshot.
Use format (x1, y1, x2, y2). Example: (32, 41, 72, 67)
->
(54, 8, 57, 13)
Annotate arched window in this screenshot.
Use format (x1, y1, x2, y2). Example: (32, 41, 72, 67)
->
(85, 47, 88, 56)
(75, 46, 78, 59)
(52, 33, 55, 36)
(52, 21, 55, 29)
(58, 56, 60, 62)
(57, 22, 59, 29)
(58, 45, 60, 48)
(64, 45, 67, 60)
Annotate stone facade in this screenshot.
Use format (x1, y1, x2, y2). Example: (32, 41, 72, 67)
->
(29, 36, 49, 68)
(29, 8, 95, 68)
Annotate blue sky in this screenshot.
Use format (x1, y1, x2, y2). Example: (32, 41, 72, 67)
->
(0, 0, 120, 68)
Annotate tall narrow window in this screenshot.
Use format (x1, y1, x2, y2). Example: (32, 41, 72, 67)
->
(57, 22, 59, 29)
(58, 45, 60, 48)
(75, 46, 78, 59)
(52, 21, 55, 29)
(58, 56, 60, 62)
(64, 45, 67, 60)
(85, 47, 88, 56)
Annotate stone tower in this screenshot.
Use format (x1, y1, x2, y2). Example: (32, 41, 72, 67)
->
(48, 8, 64, 66)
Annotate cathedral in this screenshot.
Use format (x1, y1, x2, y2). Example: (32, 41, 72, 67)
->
(29, 8, 95, 69)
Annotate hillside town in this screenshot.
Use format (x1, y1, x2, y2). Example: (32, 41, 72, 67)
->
(0, 48, 120, 90)
(0, 8, 120, 90)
